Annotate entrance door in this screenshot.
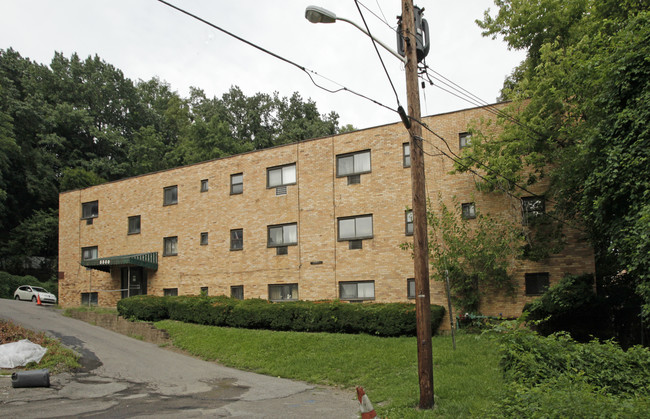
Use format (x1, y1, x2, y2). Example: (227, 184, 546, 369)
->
(121, 267, 147, 299)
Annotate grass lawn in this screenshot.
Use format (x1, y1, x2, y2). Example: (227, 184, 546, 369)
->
(156, 320, 503, 418)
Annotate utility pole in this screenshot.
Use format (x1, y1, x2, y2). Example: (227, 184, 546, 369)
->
(402, 0, 434, 409)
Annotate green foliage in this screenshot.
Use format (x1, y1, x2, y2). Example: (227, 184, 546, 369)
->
(489, 323, 650, 417)
(59, 167, 106, 191)
(469, 1, 650, 319)
(0, 48, 344, 274)
(0, 271, 57, 299)
(118, 295, 445, 337)
(116, 295, 169, 322)
(492, 377, 650, 418)
(404, 197, 521, 313)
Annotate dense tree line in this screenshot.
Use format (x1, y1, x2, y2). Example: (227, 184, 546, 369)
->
(0, 48, 349, 276)
(459, 1, 650, 318)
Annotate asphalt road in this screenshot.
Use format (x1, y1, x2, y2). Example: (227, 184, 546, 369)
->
(0, 299, 359, 418)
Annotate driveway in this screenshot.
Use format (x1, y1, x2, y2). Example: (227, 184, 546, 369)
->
(0, 299, 359, 418)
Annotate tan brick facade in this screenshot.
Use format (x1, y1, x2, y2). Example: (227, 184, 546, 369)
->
(58, 103, 595, 324)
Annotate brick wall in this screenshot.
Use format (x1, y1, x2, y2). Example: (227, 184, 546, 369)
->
(58, 103, 595, 321)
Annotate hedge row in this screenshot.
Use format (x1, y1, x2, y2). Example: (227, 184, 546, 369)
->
(0, 271, 58, 299)
(117, 295, 445, 337)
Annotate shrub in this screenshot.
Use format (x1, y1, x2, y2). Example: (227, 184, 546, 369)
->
(524, 273, 612, 341)
(0, 271, 58, 299)
(495, 325, 650, 397)
(117, 295, 169, 321)
(489, 322, 650, 417)
(117, 295, 445, 337)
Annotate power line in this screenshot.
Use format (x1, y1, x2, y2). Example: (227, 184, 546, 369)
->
(354, 0, 402, 107)
(409, 120, 587, 233)
(155, 0, 399, 116)
(356, 0, 396, 30)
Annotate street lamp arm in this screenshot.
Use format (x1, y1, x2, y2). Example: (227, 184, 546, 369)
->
(335, 16, 407, 64)
(305, 5, 406, 64)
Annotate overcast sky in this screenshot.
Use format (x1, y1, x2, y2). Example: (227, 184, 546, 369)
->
(1, 0, 525, 129)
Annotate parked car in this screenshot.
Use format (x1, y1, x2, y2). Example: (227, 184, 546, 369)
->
(13, 285, 57, 304)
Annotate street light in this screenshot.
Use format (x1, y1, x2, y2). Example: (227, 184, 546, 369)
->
(304, 5, 407, 64)
(306, 2, 434, 408)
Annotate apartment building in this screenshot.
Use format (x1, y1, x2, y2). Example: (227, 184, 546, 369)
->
(57, 103, 595, 319)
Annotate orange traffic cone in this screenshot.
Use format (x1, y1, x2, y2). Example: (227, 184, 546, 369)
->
(356, 387, 377, 419)
(36, 294, 42, 305)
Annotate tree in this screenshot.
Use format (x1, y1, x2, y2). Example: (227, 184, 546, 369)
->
(403, 197, 522, 313)
(465, 1, 650, 317)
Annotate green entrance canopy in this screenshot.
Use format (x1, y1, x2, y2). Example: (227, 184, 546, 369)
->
(81, 252, 158, 272)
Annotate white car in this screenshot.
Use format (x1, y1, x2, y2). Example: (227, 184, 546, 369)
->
(14, 285, 57, 304)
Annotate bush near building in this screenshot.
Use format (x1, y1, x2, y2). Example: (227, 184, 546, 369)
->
(117, 295, 445, 337)
(489, 323, 650, 417)
(0, 271, 58, 300)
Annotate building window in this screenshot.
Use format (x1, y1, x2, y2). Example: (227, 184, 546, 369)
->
(522, 196, 546, 224)
(403, 143, 411, 167)
(164, 288, 178, 297)
(163, 236, 178, 256)
(201, 179, 209, 192)
(230, 229, 243, 251)
(200, 232, 208, 246)
(268, 283, 298, 301)
(337, 150, 371, 177)
(82, 201, 98, 219)
(339, 281, 375, 301)
(81, 246, 98, 261)
(405, 210, 414, 236)
(338, 215, 373, 241)
(459, 132, 471, 149)
(525, 272, 550, 296)
(231, 173, 243, 195)
(81, 292, 98, 306)
(231, 285, 244, 300)
(407, 278, 415, 299)
(163, 185, 178, 206)
(268, 223, 297, 247)
(200, 286, 208, 296)
(461, 203, 476, 219)
(267, 164, 296, 188)
(128, 215, 141, 234)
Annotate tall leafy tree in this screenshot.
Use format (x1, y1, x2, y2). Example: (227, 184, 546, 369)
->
(0, 48, 347, 277)
(462, 1, 650, 317)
